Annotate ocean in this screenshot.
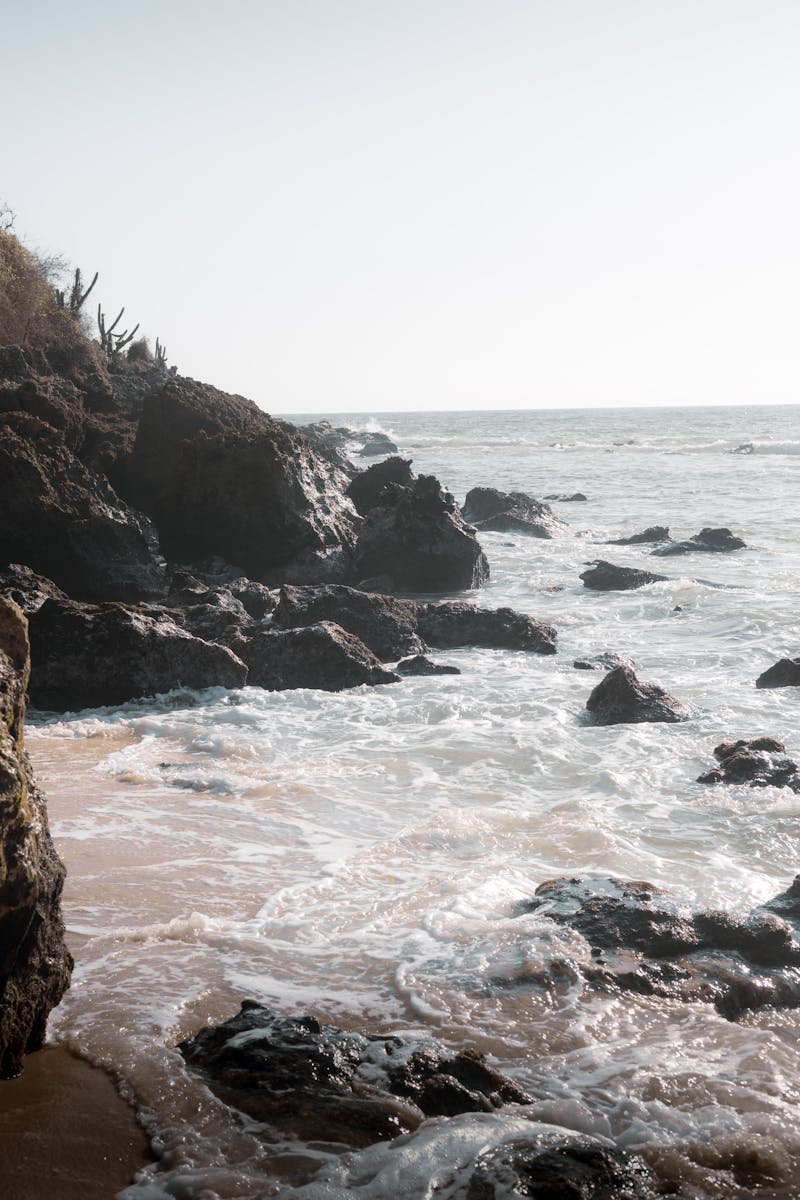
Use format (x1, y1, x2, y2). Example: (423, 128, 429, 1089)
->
(28, 404, 800, 1198)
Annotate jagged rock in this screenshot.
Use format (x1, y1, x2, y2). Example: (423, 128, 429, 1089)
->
(0, 564, 67, 615)
(0, 411, 166, 602)
(756, 658, 800, 689)
(606, 526, 671, 545)
(465, 1133, 658, 1199)
(461, 488, 566, 538)
(580, 560, 668, 591)
(418, 601, 557, 654)
(652, 527, 746, 556)
(396, 655, 461, 676)
(123, 376, 361, 583)
(585, 665, 689, 725)
(166, 590, 255, 650)
(179, 1002, 531, 1148)
(347, 457, 416, 516)
(573, 652, 636, 672)
(0, 598, 72, 1077)
(542, 492, 588, 502)
(358, 432, 399, 457)
(354, 475, 489, 592)
(226, 578, 278, 619)
(272, 584, 424, 660)
(28, 598, 248, 711)
(240, 622, 400, 692)
(697, 737, 800, 791)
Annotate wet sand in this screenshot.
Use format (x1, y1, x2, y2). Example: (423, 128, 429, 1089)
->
(0, 1045, 152, 1199)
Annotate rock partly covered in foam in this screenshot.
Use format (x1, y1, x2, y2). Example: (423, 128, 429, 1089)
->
(240, 623, 400, 692)
(755, 658, 800, 689)
(606, 526, 671, 545)
(573, 652, 636, 672)
(0, 597, 72, 1076)
(651, 527, 746, 556)
(697, 737, 800, 791)
(585, 665, 689, 725)
(272, 584, 425, 660)
(461, 487, 566, 538)
(396, 654, 461, 676)
(543, 492, 588, 502)
(580, 560, 669, 591)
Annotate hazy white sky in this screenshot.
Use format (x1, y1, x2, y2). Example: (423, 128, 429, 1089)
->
(4, 1, 799, 413)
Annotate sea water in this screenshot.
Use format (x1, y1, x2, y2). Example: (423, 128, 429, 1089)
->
(28, 404, 800, 1198)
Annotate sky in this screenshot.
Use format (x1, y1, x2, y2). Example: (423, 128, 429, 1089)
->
(3, 1, 800, 414)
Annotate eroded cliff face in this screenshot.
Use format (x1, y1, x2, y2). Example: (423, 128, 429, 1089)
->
(0, 596, 72, 1077)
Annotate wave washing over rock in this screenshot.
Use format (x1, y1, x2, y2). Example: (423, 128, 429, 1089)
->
(9, 393, 800, 1199)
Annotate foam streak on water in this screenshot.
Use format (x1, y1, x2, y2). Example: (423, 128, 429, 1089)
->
(29, 404, 800, 1198)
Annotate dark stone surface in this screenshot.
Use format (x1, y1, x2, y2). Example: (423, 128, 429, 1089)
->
(697, 737, 800, 791)
(607, 526, 671, 545)
(354, 475, 489, 592)
(462, 488, 566, 538)
(179, 1002, 531, 1149)
(0, 564, 67, 616)
(652, 527, 746, 556)
(756, 658, 800, 689)
(0, 598, 72, 1077)
(396, 654, 461, 676)
(347, 457, 416, 516)
(573, 653, 636, 672)
(465, 1133, 658, 1199)
(272, 584, 425, 660)
(418, 601, 557, 654)
(358, 432, 399, 457)
(543, 492, 588, 502)
(585, 665, 689, 725)
(28, 598, 248, 711)
(240, 622, 400, 692)
(580, 561, 669, 591)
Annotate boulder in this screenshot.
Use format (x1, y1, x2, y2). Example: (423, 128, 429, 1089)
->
(347, 456, 415, 516)
(0, 598, 72, 1077)
(358, 431, 399, 457)
(461, 487, 566, 538)
(756, 658, 800, 689)
(573, 653, 636, 672)
(28, 598, 247, 711)
(0, 564, 67, 615)
(272, 584, 424, 660)
(580, 560, 668, 591)
(354, 475, 489, 592)
(464, 1134, 657, 1200)
(697, 737, 800, 791)
(652, 527, 746, 556)
(606, 526, 671, 545)
(585, 665, 689, 725)
(418, 601, 557, 654)
(542, 492, 588, 502)
(396, 655, 461, 676)
(178, 1001, 531, 1148)
(240, 622, 400, 692)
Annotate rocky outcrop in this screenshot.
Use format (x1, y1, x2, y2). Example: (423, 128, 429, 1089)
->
(580, 560, 668, 591)
(28, 598, 248, 711)
(240, 623, 400, 692)
(573, 652, 635, 672)
(354, 475, 489, 592)
(461, 487, 566, 538)
(0, 565, 67, 615)
(513, 875, 800, 1020)
(358, 432, 398, 457)
(756, 657, 800, 689)
(418, 601, 557, 654)
(179, 1001, 531, 1148)
(585, 665, 689, 725)
(606, 526, 670, 545)
(652, 527, 746, 556)
(0, 598, 72, 1077)
(347, 457, 416, 515)
(698, 737, 800, 791)
(272, 584, 424, 660)
(396, 655, 461, 676)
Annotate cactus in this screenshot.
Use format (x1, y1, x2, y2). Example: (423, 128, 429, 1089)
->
(154, 337, 168, 369)
(97, 304, 139, 357)
(56, 267, 98, 311)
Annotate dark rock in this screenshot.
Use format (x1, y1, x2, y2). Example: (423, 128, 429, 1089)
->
(462, 488, 566, 538)
(465, 1133, 658, 1199)
(756, 658, 800, 689)
(732, 442, 754, 454)
(347, 457, 416, 516)
(697, 737, 800, 791)
(542, 492, 588, 502)
(760, 876, 800, 922)
(272, 584, 424, 660)
(585, 665, 689, 725)
(418, 601, 557, 654)
(354, 475, 489, 592)
(580, 560, 668, 591)
(0, 598, 72, 1077)
(179, 1002, 531, 1148)
(0, 564, 67, 615)
(167, 591, 255, 650)
(28, 598, 248, 711)
(240, 622, 400, 692)
(358, 431, 399, 457)
(652, 527, 746, 556)
(573, 653, 635, 672)
(396, 655, 461, 676)
(607, 526, 671, 545)
(226, 578, 277, 619)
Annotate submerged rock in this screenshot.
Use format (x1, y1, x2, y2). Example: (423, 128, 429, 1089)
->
(543, 492, 588, 502)
(461, 487, 566, 538)
(272, 584, 424, 660)
(606, 526, 671, 545)
(755, 657, 800, 689)
(697, 737, 800, 791)
(573, 652, 636, 672)
(179, 1001, 531, 1148)
(585, 665, 689, 725)
(396, 654, 461, 676)
(240, 622, 400, 692)
(418, 601, 557, 654)
(0, 598, 72, 1077)
(652, 527, 746, 556)
(580, 560, 668, 591)
(465, 1132, 657, 1200)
